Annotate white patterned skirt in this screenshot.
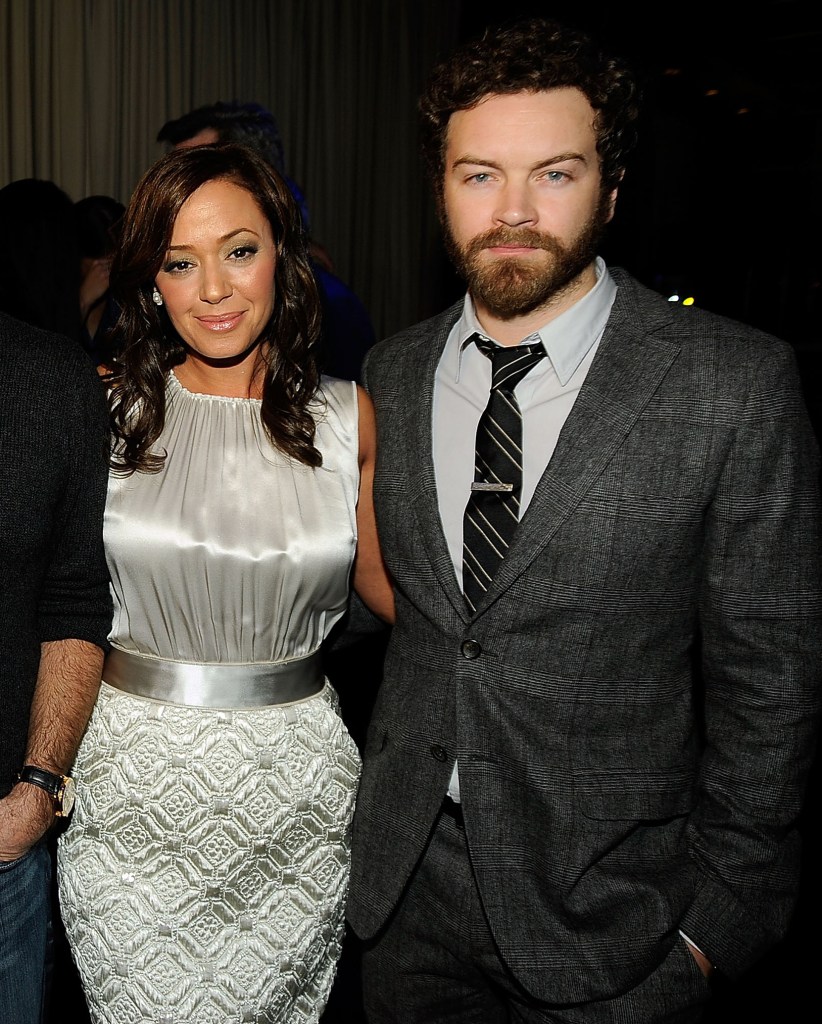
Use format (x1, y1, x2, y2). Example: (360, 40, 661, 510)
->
(57, 680, 361, 1024)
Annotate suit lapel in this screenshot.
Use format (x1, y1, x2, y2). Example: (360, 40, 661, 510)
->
(397, 304, 472, 621)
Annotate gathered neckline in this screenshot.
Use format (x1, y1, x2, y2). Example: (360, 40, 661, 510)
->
(169, 370, 262, 405)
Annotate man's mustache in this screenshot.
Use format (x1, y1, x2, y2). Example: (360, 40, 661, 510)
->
(465, 227, 560, 256)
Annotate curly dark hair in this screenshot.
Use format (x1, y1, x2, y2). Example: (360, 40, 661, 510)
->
(106, 143, 322, 474)
(419, 17, 641, 198)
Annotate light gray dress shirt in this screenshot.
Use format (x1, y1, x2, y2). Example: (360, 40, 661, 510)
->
(433, 257, 617, 802)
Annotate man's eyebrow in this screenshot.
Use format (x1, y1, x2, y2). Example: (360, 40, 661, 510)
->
(451, 152, 588, 171)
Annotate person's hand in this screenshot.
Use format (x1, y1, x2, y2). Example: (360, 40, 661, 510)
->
(0, 783, 53, 862)
(683, 938, 714, 978)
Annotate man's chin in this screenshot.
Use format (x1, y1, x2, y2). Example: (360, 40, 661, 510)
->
(468, 246, 599, 319)
(474, 292, 552, 321)
(469, 262, 560, 319)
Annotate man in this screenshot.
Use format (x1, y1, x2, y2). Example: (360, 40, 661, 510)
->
(347, 17, 822, 1022)
(0, 312, 111, 1023)
(156, 99, 290, 181)
(156, 100, 377, 382)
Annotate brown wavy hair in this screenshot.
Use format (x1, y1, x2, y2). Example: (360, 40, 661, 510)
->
(106, 143, 322, 474)
(419, 17, 641, 200)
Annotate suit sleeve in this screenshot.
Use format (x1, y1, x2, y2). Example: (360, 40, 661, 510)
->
(680, 340, 822, 977)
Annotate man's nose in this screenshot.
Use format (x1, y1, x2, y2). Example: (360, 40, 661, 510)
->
(493, 181, 538, 227)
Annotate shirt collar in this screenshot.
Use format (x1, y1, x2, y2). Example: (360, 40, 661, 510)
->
(452, 257, 616, 386)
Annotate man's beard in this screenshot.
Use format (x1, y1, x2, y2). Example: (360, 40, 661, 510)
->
(443, 193, 610, 320)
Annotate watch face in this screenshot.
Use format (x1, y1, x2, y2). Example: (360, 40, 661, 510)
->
(59, 777, 76, 816)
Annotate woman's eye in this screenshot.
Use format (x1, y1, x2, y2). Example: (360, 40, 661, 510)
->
(229, 245, 258, 260)
(162, 259, 193, 273)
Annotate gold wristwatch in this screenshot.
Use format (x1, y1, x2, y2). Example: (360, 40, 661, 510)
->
(16, 765, 76, 817)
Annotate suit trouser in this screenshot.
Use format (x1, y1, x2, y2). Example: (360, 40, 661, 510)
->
(361, 806, 711, 1024)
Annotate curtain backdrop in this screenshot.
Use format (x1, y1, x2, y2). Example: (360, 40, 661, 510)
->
(0, 0, 460, 339)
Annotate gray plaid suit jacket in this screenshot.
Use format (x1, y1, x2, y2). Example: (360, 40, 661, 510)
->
(347, 267, 822, 1002)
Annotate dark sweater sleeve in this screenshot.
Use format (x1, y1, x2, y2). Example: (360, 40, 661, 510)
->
(37, 351, 112, 649)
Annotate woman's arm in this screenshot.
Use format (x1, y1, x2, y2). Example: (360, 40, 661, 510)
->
(353, 385, 395, 624)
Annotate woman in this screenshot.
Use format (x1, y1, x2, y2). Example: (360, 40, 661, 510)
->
(57, 143, 393, 1024)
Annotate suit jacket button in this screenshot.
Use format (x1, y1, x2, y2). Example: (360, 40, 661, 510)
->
(430, 745, 448, 762)
(461, 639, 481, 659)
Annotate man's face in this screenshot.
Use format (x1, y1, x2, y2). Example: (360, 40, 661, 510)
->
(441, 88, 616, 320)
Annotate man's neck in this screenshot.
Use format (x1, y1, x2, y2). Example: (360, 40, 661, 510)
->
(473, 262, 598, 346)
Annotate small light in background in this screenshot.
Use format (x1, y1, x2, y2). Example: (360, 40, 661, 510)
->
(682, 296, 695, 306)
(668, 294, 679, 302)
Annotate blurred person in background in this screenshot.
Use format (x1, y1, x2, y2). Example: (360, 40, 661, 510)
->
(74, 194, 126, 365)
(0, 179, 82, 342)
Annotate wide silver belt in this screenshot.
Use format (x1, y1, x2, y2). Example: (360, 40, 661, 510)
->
(102, 648, 325, 709)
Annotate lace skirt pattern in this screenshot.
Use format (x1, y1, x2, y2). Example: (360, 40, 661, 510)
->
(57, 680, 361, 1024)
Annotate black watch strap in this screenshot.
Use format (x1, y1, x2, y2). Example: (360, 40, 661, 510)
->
(17, 766, 62, 798)
(16, 765, 75, 817)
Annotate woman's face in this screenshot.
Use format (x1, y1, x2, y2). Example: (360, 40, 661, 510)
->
(154, 178, 276, 366)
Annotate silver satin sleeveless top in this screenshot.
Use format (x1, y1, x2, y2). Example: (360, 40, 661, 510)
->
(105, 373, 359, 665)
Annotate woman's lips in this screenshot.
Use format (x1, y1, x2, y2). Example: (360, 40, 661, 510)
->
(195, 312, 245, 331)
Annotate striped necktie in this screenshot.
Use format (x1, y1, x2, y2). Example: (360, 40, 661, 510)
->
(462, 333, 546, 613)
